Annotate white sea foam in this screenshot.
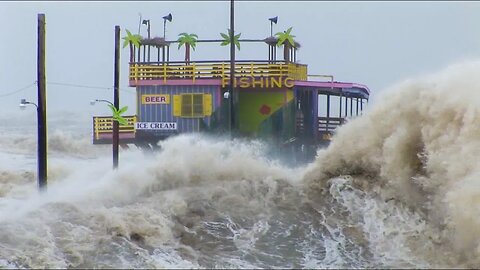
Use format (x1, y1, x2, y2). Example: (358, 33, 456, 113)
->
(305, 59, 480, 266)
(0, 132, 304, 268)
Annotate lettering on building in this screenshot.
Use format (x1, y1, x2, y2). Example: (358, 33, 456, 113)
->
(221, 77, 294, 88)
(141, 94, 170, 104)
(135, 122, 177, 130)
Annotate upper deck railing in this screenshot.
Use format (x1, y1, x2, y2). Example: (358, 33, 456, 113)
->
(129, 60, 307, 85)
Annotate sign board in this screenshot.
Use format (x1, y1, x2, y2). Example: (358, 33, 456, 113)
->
(221, 77, 295, 88)
(135, 122, 177, 130)
(141, 94, 170, 104)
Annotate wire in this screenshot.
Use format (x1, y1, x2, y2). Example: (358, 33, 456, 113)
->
(47, 81, 112, 90)
(0, 81, 136, 99)
(120, 88, 136, 95)
(47, 81, 136, 94)
(0, 82, 36, 98)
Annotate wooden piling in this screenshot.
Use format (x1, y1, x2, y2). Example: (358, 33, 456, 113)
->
(37, 13, 47, 190)
(113, 25, 120, 169)
(229, 0, 235, 134)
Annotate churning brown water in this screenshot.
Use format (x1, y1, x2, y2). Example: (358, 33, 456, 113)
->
(1, 60, 480, 268)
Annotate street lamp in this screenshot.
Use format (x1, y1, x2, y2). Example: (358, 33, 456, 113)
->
(20, 98, 47, 190)
(142, 19, 151, 39)
(142, 19, 152, 61)
(268, 16, 278, 37)
(91, 98, 119, 169)
(162, 13, 172, 39)
(20, 98, 38, 110)
(90, 99, 113, 107)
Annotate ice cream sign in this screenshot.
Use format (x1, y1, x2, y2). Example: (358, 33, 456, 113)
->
(135, 122, 177, 130)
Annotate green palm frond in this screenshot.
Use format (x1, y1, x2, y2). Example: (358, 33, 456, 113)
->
(108, 104, 129, 125)
(220, 33, 229, 40)
(177, 33, 198, 50)
(275, 27, 296, 47)
(118, 106, 129, 115)
(220, 29, 241, 50)
(122, 29, 141, 48)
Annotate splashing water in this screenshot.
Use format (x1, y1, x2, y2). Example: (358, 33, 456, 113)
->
(305, 59, 480, 267)
(1, 60, 480, 268)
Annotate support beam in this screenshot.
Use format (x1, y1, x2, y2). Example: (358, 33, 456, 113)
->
(350, 97, 353, 117)
(339, 93, 343, 119)
(356, 98, 359, 116)
(143, 45, 146, 62)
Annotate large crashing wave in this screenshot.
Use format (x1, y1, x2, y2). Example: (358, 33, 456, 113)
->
(0, 135, 305, 268)
(304, 60, 480, 263)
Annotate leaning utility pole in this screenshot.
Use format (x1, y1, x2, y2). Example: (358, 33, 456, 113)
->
(113, 25, 120, 169)
(37, 13, 47, 190)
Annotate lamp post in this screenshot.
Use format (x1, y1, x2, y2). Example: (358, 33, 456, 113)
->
(162, 13, 172, 39)
(142, 19, 151, 61)
(20, 98, 47, 190)
(142, 19, 151, 39)
(268, 16, 278, 37)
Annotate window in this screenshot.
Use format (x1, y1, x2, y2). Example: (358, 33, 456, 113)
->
(173, 93, 212, 118)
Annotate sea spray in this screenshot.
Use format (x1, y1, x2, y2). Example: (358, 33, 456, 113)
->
(304, 60, 480, 266)
(0, 134, 305, 268)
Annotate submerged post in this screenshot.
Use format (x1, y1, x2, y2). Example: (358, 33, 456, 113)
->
(37, 13, 47, 190)
(113, 25, 120, 169)
(229, 0, 235, 134)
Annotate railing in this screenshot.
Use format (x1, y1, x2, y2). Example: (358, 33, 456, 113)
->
(295, 116, 345, 141)
(296, 115, 305, 135)
(129, 60, 308, 84)
(93, 115, 137, 141)
(318, 117, 344, 133)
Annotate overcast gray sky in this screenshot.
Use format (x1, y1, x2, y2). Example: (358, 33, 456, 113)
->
(1, 1, 479, 119)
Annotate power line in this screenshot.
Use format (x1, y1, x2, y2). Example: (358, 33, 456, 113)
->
(47, 81, 136, 95)
(47, 81, 112, 90)
(0, 81, 136, 99)
(120, 88, 136, 95)
(0, 82, 37, 98)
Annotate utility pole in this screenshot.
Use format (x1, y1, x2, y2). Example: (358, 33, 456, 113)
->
(229, 0, 235, 135)
(37, 13, 47, 190)
(113, 25, 120, 169)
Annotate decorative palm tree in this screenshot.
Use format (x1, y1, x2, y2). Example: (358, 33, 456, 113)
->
(108, 105, 129, 126)
(177, 33, 198, 63)
(275, 27, 296, 62)
(220, 29, 241, 50)
(122, 29, 142, 62)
